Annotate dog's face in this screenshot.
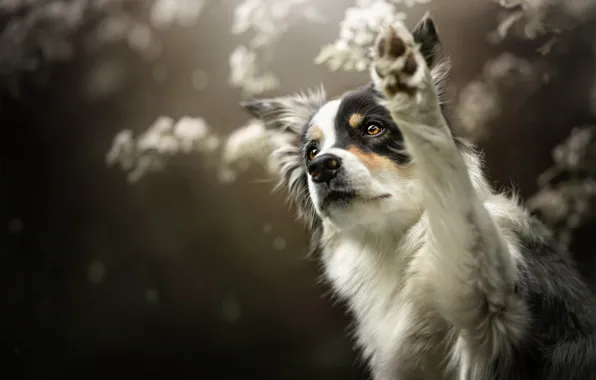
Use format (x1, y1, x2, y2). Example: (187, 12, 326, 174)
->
(299, 84, 420, 227)
(241, 84, 426, 229)
(241, 15, 446, 230)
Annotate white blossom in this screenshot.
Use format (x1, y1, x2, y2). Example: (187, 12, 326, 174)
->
(106, 116, 218, 183)
(0, 0, 209, 83)
(491, 0, 596, 42)
(528, 126, 596, 249)
(219, 119, 280, 181)
(232, 0, 323, 48)
(149, 0, 205, 29)
(455, 53, 549, 138)
(455, 81, 500, 137)
(315, 0, 406, 72)
(229, 0, 324, 95)
(228, 45, 280, 96)
(174, 117, 210, 152)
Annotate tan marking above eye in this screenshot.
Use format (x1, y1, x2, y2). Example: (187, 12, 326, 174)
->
(349, 113, 364, 128)
(308, 126, 323, 141)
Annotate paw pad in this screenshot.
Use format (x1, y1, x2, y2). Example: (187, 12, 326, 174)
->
(376, 26, 407, 60)
(403, 54, 418, 75)
(388, 37, 406, 58)
(372, 23, 428, 99)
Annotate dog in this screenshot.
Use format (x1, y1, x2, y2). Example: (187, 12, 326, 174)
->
(240, 13, 596, 380)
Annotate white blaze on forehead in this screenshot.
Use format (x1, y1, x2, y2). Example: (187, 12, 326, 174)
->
(308, 99, 340, 151)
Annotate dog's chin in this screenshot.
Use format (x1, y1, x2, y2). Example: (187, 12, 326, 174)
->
(321, 191, 390, 209)
(321, 190, 358, 209)
(317, 189, 393, 226)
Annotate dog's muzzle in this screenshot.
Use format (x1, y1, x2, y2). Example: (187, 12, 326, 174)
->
(307, 153, 342, 184)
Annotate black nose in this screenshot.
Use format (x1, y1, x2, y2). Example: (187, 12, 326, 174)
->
(307, 154, 342, 183)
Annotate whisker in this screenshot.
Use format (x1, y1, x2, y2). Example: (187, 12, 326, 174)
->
(406, 187, 422, 218)
(250, 177, 275, 184)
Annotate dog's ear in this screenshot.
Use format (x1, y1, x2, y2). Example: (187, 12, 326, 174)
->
(240, 87, 327, 135)
(412, 13, 451, 102)
(240, 88, 325, 229)
(412, 12, 442, 68)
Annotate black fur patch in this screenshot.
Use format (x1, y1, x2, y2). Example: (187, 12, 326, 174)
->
(301, 83, 410, 166)
(490, 218, 596, 379)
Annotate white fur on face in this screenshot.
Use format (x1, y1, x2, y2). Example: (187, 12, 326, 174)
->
(309, 99, 340, 151)
(305, 100, 339, 217)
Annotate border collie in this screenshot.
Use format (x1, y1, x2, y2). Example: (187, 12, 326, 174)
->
(241, 14, 596, 380)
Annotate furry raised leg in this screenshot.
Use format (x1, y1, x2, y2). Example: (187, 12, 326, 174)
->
(370, 15, 529, 377)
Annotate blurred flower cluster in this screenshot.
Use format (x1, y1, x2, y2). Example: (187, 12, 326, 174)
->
(480, 0, 596, 248)
(218, 119, 284, 183)
(228, 45, 280, 97)
(490, 0, 596, 46)
(315, 0, 430, 72)
(230, 0, 324, 95)
(0, 0, 84, 77)
(149, 0, 205, 29)
(455, 53, 550, 138)
(0, 0, 206, 98)
(0, 0, 204, 76)
(106, 114, 285, 184)
(315, 1, 405, 72)
(106, 116, 219, 182)
(527, 126, 596, 248)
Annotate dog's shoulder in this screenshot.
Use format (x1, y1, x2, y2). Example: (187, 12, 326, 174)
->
(497, 217, 596, 379)
(516, 217, 596, 328)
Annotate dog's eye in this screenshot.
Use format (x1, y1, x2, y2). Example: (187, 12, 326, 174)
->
(366, 124, 384, 136)
(307, 146, 319, 161)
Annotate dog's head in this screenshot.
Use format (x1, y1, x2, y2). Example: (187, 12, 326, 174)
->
(241, 15, 449, 230)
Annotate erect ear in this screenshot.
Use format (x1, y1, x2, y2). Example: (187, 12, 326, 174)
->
(240, 86, 327, 134)
(412, 12, 451, 102)
(412, 12, 443, 69)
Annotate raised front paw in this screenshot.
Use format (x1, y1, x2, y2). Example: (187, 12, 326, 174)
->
(371, 22, 431, 101)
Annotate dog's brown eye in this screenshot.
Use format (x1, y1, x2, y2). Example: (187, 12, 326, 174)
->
(366, 124, 383, 136)
(307, 146, 319, 161)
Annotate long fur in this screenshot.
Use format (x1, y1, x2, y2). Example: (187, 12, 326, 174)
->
(241, 14, 596, 380)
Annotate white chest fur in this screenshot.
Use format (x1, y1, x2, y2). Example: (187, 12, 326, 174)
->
(321, 228, 418, 360)
(320, 221, 456, 379)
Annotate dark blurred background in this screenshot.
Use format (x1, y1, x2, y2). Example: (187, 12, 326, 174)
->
(4, 0, 596, 379)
